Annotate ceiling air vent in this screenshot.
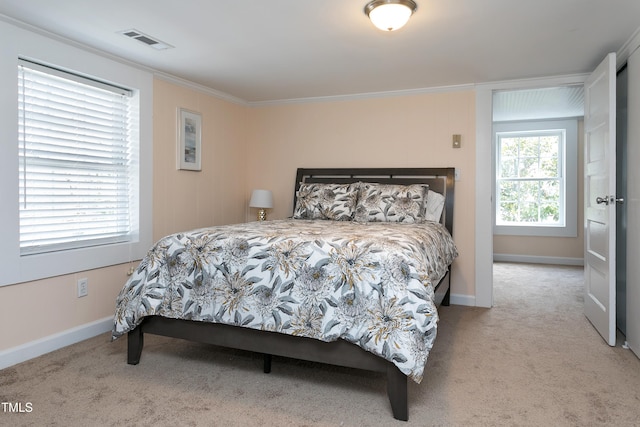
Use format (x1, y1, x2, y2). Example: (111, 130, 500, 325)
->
(118, 29, 173, 50)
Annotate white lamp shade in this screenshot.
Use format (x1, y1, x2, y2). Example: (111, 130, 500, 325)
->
(249, 189, 273, 209)
(367, 1, 416, 32)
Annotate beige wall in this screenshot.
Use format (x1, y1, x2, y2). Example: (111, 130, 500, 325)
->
(245, 91, 477, 298)
(152, 79, 249, 239)
(0, 78, 249, 352)
(493, 120, 585, 261)
(0, 264, 133, 350)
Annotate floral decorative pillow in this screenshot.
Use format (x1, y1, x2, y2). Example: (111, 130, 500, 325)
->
(293, 182, 360, 220)
(354, 183, 428, 223)
(424, 190, 446, 222)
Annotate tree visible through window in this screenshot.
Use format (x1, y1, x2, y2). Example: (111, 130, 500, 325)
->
(496, 130, 564, 226)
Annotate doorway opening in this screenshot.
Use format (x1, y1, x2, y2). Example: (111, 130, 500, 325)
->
(490, 85, 585, 304)
(492, 86, 585, 267)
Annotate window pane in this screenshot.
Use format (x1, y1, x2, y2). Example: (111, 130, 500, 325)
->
(520, 181, 539, 202)
(519, 137, 539, 158)
(498, 201, 519, 223)
(540, 135, 559, 178)
(499, 180, 519, 202)
(540, 135, 559, 157)
(519, 202, 539, 222)
(540, 204, 560, 223)
(540, 157, 558, 178)
(519, 156, 539, 178)
(499, 157, 517, 178)
(501, 137, 519, 157)
(499, 137, 518, 178)
(541, 180, 560, 202)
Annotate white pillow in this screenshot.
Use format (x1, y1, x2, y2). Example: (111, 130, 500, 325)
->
(424, 190, 445, 222)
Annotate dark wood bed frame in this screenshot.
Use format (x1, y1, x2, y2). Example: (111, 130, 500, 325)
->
(127, 167, 455, 421)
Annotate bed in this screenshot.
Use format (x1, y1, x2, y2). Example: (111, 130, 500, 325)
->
(112, 167, 457, 421)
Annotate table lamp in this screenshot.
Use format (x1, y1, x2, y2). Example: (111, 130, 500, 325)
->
(249, 189, 273, 221)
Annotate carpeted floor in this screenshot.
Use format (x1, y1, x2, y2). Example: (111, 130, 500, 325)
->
(1, 263, 639, 426)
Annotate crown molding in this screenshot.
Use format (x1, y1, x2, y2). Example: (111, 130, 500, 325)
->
(247, 83, 476, 107)
(153, 72, 247, 105)
(617, 25, 640, 67)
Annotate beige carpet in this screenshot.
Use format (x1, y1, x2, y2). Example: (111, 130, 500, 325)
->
(1, 263, 639, 426)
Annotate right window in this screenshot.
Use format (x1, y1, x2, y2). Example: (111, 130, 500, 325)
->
(494, 119, 578, 237)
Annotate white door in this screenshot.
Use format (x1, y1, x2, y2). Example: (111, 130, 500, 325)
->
(584, 52, 617, 346)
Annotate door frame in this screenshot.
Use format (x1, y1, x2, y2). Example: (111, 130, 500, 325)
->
(474, 74, 589, 308)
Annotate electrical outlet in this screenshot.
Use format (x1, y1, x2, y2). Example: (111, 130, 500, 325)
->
(77, 278, 88, 298)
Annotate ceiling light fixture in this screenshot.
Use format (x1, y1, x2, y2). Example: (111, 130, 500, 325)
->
(364, 0, 417, 32)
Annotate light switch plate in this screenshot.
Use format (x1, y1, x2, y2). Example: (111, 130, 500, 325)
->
(452, 134, 461, 148)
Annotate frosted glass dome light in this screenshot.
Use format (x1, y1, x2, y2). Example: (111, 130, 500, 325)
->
(365, 0, 417, 32)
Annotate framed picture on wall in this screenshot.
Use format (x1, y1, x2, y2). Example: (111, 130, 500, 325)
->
(177, 108, 202, 171)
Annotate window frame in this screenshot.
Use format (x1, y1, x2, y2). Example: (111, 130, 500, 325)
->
(493, 119, 578, 237)
(0, 21, 153, 287)
(18, 59, 137, 256)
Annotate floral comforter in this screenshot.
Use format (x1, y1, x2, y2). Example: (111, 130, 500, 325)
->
(112, 219, 457, 382)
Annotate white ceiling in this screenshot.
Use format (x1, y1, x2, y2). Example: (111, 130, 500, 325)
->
(1, 0, 639, 104)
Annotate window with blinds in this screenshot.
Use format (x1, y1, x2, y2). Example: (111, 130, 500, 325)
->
(18, 59, 135, 255)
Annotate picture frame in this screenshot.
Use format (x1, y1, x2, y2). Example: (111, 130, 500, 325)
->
(177, 108, 202, 171)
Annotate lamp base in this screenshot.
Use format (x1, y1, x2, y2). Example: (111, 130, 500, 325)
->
(257, 209, 267, 221)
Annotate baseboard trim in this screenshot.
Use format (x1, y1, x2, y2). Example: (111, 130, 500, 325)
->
(0, 316, 113, 370)
(493, 254, 584, 266)
(450, 293, 476, 307)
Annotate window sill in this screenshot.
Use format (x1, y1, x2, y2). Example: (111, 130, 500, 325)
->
(494, 224, 577, 238)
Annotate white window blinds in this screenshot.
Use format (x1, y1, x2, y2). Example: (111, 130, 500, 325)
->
(18, 59, 135, 255)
